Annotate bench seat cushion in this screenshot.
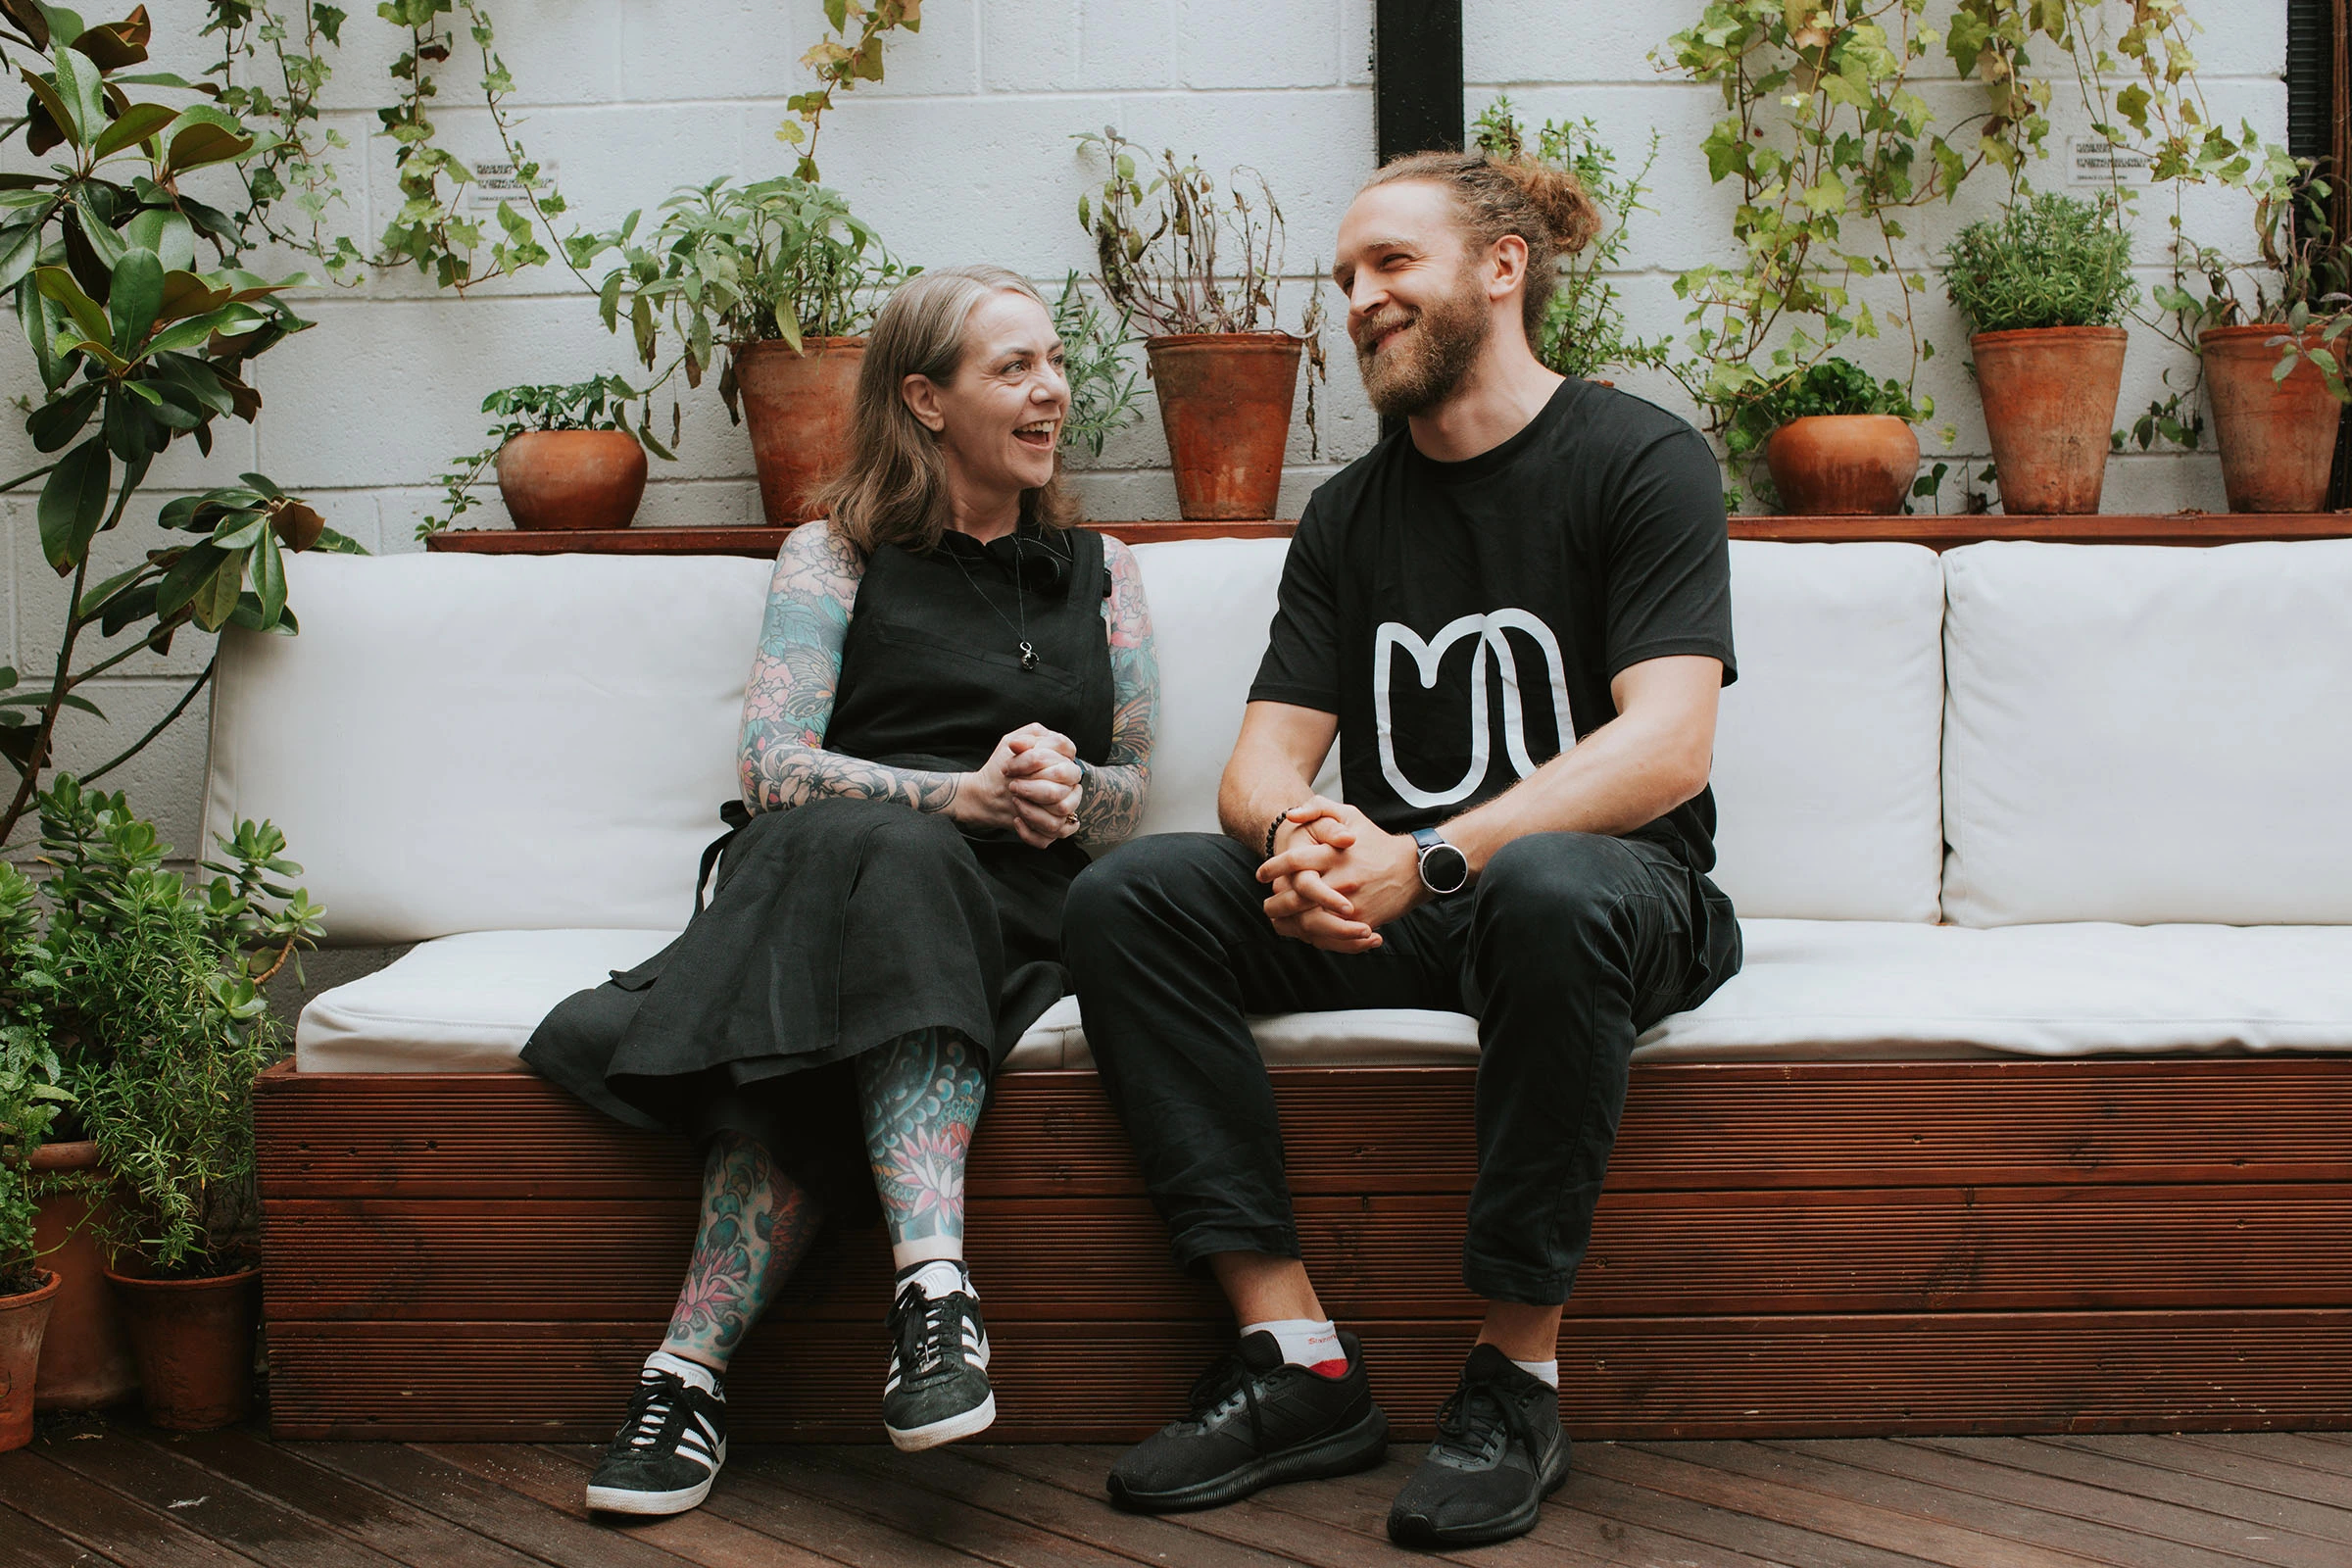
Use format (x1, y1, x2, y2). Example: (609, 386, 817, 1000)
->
(295, 919, 2352, 1075)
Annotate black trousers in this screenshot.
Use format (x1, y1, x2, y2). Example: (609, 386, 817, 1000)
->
(1062, 830, 1738, 1305)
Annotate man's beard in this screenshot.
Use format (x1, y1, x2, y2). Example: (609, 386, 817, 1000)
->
(1353, 274, 1492, 418)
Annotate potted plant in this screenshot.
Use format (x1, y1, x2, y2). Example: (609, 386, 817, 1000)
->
(1078, 129, 1323, 520)
(1, 865, 70, 1450)
(39, 779, 321, 1431)
(583, 176, 911, 524)
(1942, 188, 2139, 514)
(418, 375, 665, 538)
(2174, 159, 2351, 514)
(1718, 360, 1927, 515)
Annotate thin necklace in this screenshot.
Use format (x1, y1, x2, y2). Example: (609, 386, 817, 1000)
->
(950, 531, 1038, 670)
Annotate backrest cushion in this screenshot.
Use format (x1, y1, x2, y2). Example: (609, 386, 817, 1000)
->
(1129, 537, 1338, 836)
(1708, 541, 1945, 921)
(1941, 539, 2352, 925)
(208, 553, 772, 944)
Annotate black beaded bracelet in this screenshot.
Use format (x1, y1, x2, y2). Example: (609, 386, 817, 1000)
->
(1264, 810, 1288, 859)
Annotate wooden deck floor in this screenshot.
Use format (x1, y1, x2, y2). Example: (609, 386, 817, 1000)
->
(5, 1415, 2350, 1567)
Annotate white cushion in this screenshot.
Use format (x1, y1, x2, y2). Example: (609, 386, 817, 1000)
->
(1709, 542, 1944, 921)
(209, 553, 772, 945)
(303, 919, 2352, 1075)
(297, 928, 681, 1072)
(1942, 540, 2352, 926)
(296, 927, 1071, 1074)
(1128, 536, 1339, 835)
(1639, 918, 2352, 1059)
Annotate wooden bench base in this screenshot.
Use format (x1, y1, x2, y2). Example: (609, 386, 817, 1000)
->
(254, 1057, 2352, 1442)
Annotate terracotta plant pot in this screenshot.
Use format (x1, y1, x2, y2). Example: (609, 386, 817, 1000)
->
(2202, 322, 2341, 513)
(496, 429, 648, 531)
(28, 1141, 135, 1411)
(1969, 326, 2128, 514)
(105, 1265, 260, 1431)
(735, 336, 865, 524)
(1764, 415, 1921, 515)
(1146, 333, 1304, 521)
(0, 1269, 61, 1452)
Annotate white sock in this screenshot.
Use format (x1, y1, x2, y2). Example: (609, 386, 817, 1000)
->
(902, 1257, 974, 1299)
(646, 1348, 722, 1397)
(1512, 1356, 1560, 1389)
(1244, 1317, 1347, 1374)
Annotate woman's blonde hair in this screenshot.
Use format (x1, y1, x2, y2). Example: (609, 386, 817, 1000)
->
(816, 264, 1081, 553)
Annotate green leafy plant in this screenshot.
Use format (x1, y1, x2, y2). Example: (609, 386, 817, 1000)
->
(0, 864, 68, 1298)
(1050, 272, 1145, 461)
(417, 374, 668, 537)
(1471, 99, 1671, 381)
(1942, 187, 2138, 333)
(0, 4, 365, 849)
(37, 778, 321, 1279)
(579, 176, 912, 421)
(200, 0, 579, 292)
(1660, 0, 2012, 423)
(776, 0, 924, 180)
(1723, 358, 1930, 463)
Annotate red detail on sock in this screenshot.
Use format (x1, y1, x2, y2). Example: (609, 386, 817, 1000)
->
(1306, 1357, 1351, 1379)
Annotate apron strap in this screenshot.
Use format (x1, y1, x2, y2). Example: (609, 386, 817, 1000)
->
(697, 799, 755, 915)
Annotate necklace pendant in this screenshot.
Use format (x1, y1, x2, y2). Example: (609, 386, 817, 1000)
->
(1019, 640, 1039, 671)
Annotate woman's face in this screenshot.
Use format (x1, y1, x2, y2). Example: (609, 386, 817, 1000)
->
(903, 290, 1070, 503)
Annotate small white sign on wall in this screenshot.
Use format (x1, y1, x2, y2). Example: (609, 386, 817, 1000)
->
(465, 160, 558, 214)
(2066, 137, 2153, 188)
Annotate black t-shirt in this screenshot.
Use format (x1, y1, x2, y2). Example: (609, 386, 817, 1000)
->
(1250, 378, 1737, 871)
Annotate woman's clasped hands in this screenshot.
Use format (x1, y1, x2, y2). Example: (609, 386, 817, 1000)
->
(953, 721, 1085, 848)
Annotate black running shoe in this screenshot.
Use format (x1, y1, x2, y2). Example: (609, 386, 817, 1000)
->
(585, 1357, 727, 1516)
(1106, 1330, 1390, 1512)
(1387, 1345, 1570, 1547)
(882, 1268, 997, 1450)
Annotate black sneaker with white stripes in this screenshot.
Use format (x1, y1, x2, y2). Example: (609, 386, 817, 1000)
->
(585, 1352, 728, 1516)
(882, 1261, 996, 1450)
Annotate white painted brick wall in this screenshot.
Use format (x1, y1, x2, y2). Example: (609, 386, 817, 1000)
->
(0, 0, 2290, 876)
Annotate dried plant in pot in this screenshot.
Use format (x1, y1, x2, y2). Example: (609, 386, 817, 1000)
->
(1, 865, 72, 1449)
(38, 780, 322, 1430)
(582, 176, 911, 523)
(1942, 189, 2139, 514)
(418, 376, 662, 538)
(1727, 360, 1929, 516)
(1079, 130, 1325, 520)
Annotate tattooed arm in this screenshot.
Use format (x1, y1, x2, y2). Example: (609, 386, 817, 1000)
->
(1074, 536, 1158, 849)
(737, 520, 965, 815)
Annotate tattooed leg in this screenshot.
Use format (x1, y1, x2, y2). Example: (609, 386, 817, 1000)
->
(855, 1027, 988, 1270)
(661, 1131, 824, 1372)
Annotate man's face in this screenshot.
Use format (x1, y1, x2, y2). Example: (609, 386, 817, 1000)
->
(1332, 180, 1494, 419)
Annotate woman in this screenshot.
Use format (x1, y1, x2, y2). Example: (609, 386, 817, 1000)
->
(522, 264, 1158, 1517)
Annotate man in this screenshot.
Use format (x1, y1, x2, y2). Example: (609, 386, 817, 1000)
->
(1062, 148, 1741, 1549)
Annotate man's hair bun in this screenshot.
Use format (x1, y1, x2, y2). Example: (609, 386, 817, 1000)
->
(1363, 150, 1605, 347)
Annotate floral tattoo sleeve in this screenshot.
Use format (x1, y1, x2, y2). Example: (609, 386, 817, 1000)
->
(1077, 536, 1157, 848)
(737, 520, 965, 815)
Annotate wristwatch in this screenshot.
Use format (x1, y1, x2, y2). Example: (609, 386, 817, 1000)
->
(1411, 828, 1470, 896)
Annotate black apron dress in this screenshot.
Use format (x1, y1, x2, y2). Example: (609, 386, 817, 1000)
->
(521, 521, 1113, 1220)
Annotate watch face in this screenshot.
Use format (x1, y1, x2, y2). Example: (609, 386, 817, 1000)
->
(1421, 841, 1470, 895)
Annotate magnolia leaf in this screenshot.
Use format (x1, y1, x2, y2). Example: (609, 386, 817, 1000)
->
(90, 97, 174, 159)
(190, 544, 249, 631)
(36, 265, 110, 347)
(37, 436, 111, 575)
(107, 244, 163, 355)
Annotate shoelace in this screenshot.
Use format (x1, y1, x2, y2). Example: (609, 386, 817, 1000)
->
(889, 1283, 965, 1381)
(613, 1376, 682, 1452)
(1182, 1350, 1268, 1450)
(1429, 1373, 1544, 1469)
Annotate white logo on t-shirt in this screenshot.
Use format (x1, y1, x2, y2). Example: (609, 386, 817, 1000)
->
(1373, 611, 1576, 808)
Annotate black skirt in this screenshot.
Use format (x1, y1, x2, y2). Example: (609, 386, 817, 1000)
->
(520, 521, 1114, 1220)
